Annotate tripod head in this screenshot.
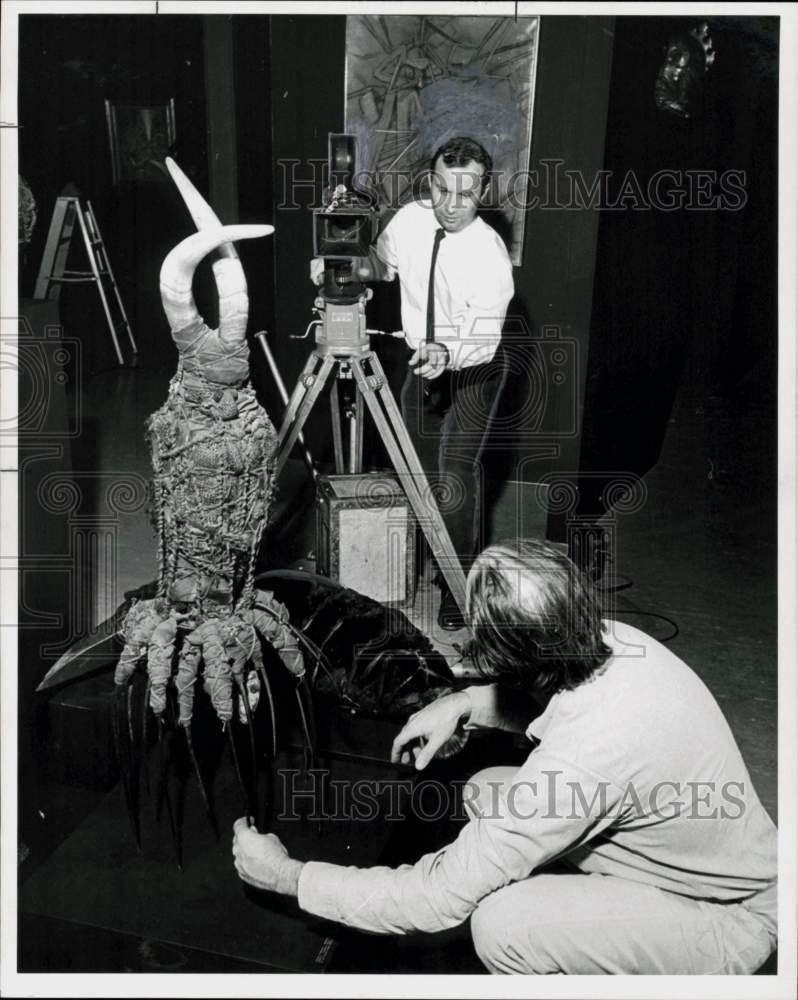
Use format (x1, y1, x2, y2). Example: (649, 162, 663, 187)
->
(313, 263, 373, 358)
(308, 135, 378, 358)
(320, 258, 367, 305)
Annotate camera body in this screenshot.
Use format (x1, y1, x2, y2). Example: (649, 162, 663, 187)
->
(313, 196, 375, 261)
(312, 133, 377, 263)
(311, 134, 378, 355)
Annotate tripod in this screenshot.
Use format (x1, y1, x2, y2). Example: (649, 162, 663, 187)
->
(272, 282, 467, 614)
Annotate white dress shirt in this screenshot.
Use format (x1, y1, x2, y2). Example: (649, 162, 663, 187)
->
(375, 201, 514, 370)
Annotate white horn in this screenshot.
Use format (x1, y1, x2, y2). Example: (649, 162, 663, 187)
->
(165, 156, 234, 253)
(159, 225, 273, 334)
(164, 157, 274, 341)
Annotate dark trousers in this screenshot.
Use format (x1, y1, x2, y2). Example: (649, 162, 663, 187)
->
(400, 350, 509, 578)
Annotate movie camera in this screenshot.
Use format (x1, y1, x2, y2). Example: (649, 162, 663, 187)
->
(268, 132, 467, 614)
(310, 134, 379, 354)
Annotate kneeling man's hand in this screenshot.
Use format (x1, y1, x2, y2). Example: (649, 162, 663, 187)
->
(232, 818, 304, 896)
(409, 342, 449, 380)
(391, 690, 472, 770)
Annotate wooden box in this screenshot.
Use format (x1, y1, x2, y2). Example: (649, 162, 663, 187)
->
(315, 472, 415, 605)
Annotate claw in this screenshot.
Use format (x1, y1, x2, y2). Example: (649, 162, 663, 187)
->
(295, 677, 324, 833)
(226, 722, 253, 820)
(299, 590, 337, 633)
(126, 683, 135, 745)
(141, 676, 151, 797)
(291, 629, 336, 687)
(301, 673, 317, 750)
(319, 618, 345, 658)
(357, 647, 388, 685)
(126, 677, 146, 837)
(183, 722, 218, 841)
(249, 599, 331, 689)
(256, 664, 278, 758)
(157, 718, 182, 870)
(294, 681, 315, 774)
(242, 652, 275, 829)
(112, 684, 141, 849)
(247, 633, 277, 757)
(234, 675, 259, 812)
(225, 623, 260, 815)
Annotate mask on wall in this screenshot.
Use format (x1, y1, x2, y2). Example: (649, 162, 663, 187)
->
(654, 22, 716, 120)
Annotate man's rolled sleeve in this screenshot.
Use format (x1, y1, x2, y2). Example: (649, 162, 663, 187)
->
(463, 683, 501, 729)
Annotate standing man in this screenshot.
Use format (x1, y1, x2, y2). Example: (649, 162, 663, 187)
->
(232, 540, 777, 975)
(377, 137, 514, 629)
(314, 136, 514, 629)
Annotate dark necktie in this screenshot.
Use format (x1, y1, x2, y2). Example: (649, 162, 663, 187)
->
(425, 227, 446, 344)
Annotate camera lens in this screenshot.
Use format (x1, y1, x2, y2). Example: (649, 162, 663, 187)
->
(329, 219, 358, 240)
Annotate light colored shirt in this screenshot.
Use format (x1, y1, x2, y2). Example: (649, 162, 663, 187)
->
(297, 621, 777, 934)
(375, 201, 514, 370)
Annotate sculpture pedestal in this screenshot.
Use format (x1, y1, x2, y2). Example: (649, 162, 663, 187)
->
(19, 748, 400, 973)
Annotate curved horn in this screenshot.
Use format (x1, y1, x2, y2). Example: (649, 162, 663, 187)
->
(165, 157, 236, 258)
(159, 225, 273, 334)
(164, 157, 276, 341)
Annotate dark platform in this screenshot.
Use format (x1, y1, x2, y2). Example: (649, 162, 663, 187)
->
(19, 746, 403, 973)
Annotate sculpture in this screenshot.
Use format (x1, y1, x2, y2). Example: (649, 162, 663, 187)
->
(111, 160, 317, 844)
(39, 158, 459, 863)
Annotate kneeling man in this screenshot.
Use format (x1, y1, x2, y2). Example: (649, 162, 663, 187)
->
(232, 540, 777, 975)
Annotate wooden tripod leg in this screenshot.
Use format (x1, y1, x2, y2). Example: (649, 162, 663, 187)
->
(274, 353, 335, 479)
(329, 379, 345, 474)
(277, 351, 321, 440)
(256, 333, 316, 479)
(350, 354, 467, 614)
(352, 391, 364, 475)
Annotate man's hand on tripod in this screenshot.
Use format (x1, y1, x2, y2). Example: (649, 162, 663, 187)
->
(410, 342, 449, 379)
(310, 258, 325, 286)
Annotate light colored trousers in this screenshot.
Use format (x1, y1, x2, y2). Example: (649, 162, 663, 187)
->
(466, 767, 777, 975)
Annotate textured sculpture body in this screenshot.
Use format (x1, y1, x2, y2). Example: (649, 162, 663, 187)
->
(113, 161, 310, 812)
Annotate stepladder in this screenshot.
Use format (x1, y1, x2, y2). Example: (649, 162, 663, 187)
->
(34, 196, 137, 365)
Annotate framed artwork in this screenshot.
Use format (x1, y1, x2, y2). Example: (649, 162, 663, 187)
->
(344, 14, 540, 265)
(104, 98, 176, 185)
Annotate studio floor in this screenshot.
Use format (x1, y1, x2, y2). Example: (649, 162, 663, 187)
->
(19, 340, 779, 974)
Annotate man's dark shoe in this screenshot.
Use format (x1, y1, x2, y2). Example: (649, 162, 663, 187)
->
(438, 589, 466, 631)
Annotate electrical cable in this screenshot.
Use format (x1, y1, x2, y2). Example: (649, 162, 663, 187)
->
(595, 562, 680, 642)
(608, 608, 680, 643)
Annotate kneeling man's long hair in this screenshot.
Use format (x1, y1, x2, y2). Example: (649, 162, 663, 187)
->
(466, 539, 612, 699)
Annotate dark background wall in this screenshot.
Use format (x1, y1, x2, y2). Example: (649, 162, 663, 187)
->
(577, 15, 778, 521)
(19, 16, 209, 369)
(266, 15, 348, 450)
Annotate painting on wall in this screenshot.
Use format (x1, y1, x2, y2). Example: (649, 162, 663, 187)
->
(105, 98, 176, 185)
(344, 14, 540, 265)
